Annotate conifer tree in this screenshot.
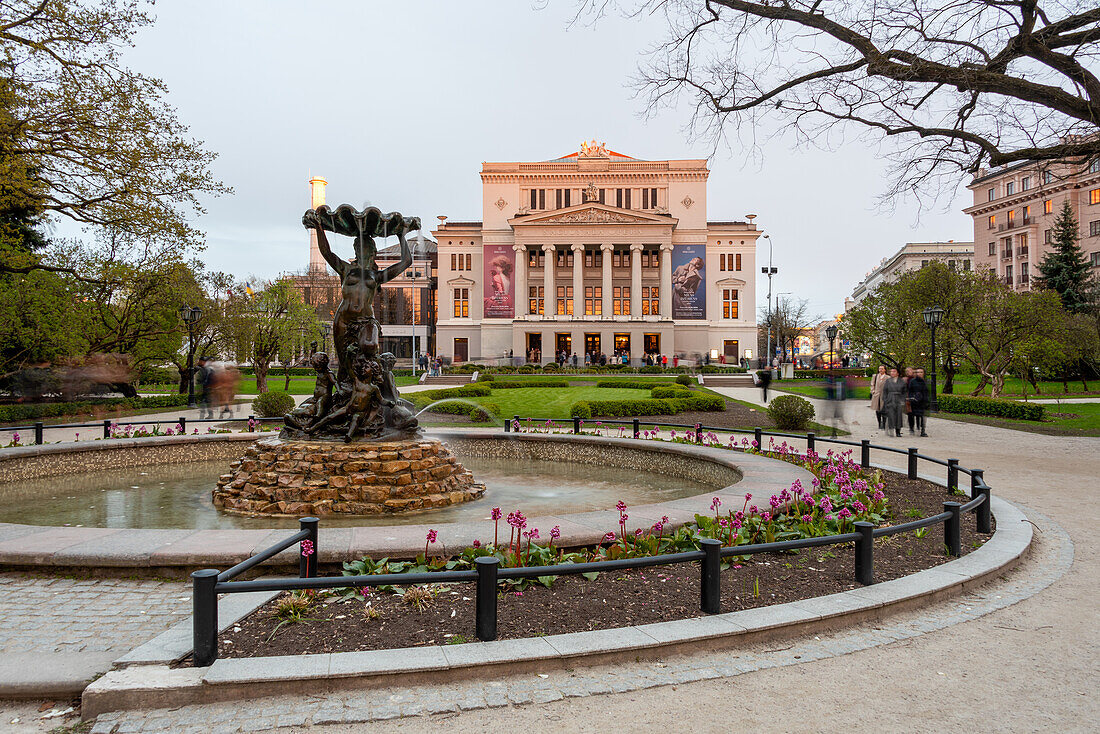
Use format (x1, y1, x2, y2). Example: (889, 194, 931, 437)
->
(1035, 201, 1094, 314)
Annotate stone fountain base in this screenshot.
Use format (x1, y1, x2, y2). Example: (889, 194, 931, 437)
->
(212, 437, 485, 517)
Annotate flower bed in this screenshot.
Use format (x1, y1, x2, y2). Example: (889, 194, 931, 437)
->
(216, 463, 988, 659)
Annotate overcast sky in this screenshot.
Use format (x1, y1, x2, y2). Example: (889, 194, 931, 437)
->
(121, 0, 973, 320)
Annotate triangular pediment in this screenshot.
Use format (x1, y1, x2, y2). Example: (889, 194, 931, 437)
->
(510, 203, 677, 227)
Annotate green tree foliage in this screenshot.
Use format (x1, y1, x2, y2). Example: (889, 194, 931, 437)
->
(222, 280, 319, 393)
(0, 0, 229, 277)
(1035, 201, 1095, 314)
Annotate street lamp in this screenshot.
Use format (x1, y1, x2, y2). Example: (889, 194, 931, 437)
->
(178, 306, 203, 408)
(320, 322, 332, 354)
(825, 324, 838, 370)
(923, 306, 945, 410)
(761, 232, 778, 368)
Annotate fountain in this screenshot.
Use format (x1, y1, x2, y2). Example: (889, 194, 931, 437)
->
(213, 203, 485, 516)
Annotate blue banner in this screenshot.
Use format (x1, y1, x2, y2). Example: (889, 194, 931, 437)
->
(671, 245, 706, 320)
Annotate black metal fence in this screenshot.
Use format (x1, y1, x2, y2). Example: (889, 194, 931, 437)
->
(191, 423, 993, 667)
(0, 415, 282, 444)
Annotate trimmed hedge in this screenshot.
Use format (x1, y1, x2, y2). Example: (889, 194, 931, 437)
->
(419, 384, 492, 402)
(938, 394, 1045, 421)
(699, 366, 749, 374)
(0, 394, 190, 424)
(791, 369, 873, 379)
(675, 374, 694, 386)
(650, 385, 693, 399)
(595, 380, 674, 390)
(766, 395, 816, 430)
(570, 394, 725, 418)
(490, 380, 570, 389)
(423, 400, 497, 421)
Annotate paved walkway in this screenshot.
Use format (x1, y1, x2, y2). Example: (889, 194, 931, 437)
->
(1, 385, 1097, 731)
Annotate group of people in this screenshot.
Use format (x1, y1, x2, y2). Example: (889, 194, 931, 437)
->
(417, 353, 442, 377)
(870, 365, 930, 437)
(195, 357, 241, 420)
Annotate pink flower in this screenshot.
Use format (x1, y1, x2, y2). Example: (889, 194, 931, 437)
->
(472, 539, 481, 548)
(602, 532, 617, 544)
(491, 507, 502, 520)
(300, 539, 314, 557)
(616, 501, 627, 514)
(426, 529, 437, 544)
(710, 497, 722, 511)
(549, 526, 561, 540)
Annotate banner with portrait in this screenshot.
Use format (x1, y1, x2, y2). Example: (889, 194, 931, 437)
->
(671, 244, 706, 319)
(482, 244, 516, 318)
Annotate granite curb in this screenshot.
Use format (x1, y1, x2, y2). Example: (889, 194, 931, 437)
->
(0, 430, 811, 574)
(79, 493, 1030, 719)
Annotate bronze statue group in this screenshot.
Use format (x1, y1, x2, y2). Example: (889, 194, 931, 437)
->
(283, 204, 421, 443)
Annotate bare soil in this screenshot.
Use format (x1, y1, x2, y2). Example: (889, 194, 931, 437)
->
(212, 469, 990, 660)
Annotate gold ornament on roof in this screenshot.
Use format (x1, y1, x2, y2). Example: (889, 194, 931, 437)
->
(579, 139, 608, 158)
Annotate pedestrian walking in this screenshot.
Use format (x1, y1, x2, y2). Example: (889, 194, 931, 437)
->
(757, 367, 773, 403)
(882, 367, 906, 437)
(870, 364, 887, 430)
(908, 368, 929, 437)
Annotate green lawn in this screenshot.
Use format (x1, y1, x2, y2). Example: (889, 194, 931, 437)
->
(940, 402, 1100, 436)
(470, 386, 652, 418)
(776, 373, 1100, 401)
(488, 374, 676, 385)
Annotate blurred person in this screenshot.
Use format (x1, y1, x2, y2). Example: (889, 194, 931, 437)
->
(870, 365, 887, 430)
(908, 367, 930, 437)
(882, 367, 906, 437)
(825, 372, 848, 437)
(756, 366, 773, 402)
(195, 356, 214, 419)
(903, 367, 915, 433)
(216, 362, 241, 418)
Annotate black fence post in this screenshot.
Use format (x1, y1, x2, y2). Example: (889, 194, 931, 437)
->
(475, 556, 499, 641)
(944, 501, 962, 557)
(192, 569, 220, 667)
(700, 538, 722, 614)
(972, 469, 992, 534)
(806, 432, 815, 453)
(947, 459, 959, 492)
(854, 521, 875, 585)
(860, 439, 871, 468)
(299, 517, 319, 578)
(694, 423, 702, 444)
(632, 418, 640, 439)
(248, 414, 256, 432)
(753, 427, 762, 448)
(103, 419, 111, 439)
(34, 422, 43, 445)
(179, 416, 187, 435)
(908, 448, 919, 479)
(573, 416, 581, 434)
(503, 414, 510, 433)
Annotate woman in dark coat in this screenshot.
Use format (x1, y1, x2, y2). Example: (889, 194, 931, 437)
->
(907, 368, 930, 437)
(881, 367, 907, 437)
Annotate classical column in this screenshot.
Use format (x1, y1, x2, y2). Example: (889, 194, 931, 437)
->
(659, 243, 673, 318)
(630, 244, 643, 317)
(512, 244, 527, 317)
(542, 244, 556, 317)
(571, 243, 584, 318)
(600, 244, 614, 319)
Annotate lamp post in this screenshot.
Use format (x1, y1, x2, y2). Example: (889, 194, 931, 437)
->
(320, 322, 332, 354)
(761, 231, 778, 368)
(825, 324, 838, 371)
(178, 306, 203, 408)
(923, 306, 945, 410)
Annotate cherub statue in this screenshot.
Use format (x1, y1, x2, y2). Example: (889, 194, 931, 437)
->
(305, 355, 393, 443)
(283, 351, 336, 431)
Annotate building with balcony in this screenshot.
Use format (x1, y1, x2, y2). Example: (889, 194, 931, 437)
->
(964, 157, 1100, 290)
(433, 143, 760, 365)
(849, 242, 974, 305)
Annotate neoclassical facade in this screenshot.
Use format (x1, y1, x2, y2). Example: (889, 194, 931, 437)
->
(434, 144, 759, 364)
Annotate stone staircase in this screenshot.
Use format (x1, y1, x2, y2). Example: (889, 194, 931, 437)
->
(698, 374, 757, 388)
(421, 374, 473, 386)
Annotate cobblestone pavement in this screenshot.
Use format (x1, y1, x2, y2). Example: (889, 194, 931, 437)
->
(0, 575, 190, 658)
(70, 507, 1070, 733)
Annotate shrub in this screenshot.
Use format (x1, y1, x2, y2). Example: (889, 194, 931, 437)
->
(699, 365, 749, 374)
(938, 394, 1045, 421)
(468, 406, 493, 422)
(138, 364, 180, 385)
(542, 362, 560, 371)
(766, 395, 816, 430)
(517, 365, 536, 373)
(650, 385, 692, 399)
(569, 394, 725, 418)
(252, 390, 296, 417)
(638, 366, 665, 374)
(595, 379, 672, 390)
(475, 372, 495, 382)
(675, 374, 695, 387)
(490, 380, 570, 389)
(419, 384, 492, 402)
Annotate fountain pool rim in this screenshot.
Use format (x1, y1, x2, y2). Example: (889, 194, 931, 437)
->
(0, 429, 816, 574)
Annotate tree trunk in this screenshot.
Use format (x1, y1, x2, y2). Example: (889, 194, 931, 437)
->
(990, 373, 1005, 398)
(284, 364, 291, 392)
(255, 364, 268, 393)
(969, 373, 989, 396)
(942, 359, 955, 394)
